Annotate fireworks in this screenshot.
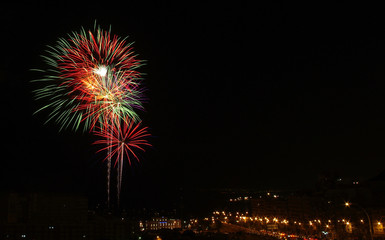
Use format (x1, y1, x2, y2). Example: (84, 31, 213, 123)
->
(94, 118, 151, 203)
(33, 24, 145, 131)
(33, 23, 151, 207)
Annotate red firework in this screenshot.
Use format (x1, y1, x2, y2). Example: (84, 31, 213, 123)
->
(52, 26, 144, 131)
(93, 117, 151, 202)
(35, 24, 149, 207)
(94, 118, 151, 166)
(58, 28, 142, 88)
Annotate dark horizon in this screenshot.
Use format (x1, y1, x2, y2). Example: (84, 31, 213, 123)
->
(2, 2, 385, 211)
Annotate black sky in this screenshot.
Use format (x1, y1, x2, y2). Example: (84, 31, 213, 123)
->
(2, 2, 385, 209)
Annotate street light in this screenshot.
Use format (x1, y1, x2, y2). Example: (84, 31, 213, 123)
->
(345, 202, 373, 240)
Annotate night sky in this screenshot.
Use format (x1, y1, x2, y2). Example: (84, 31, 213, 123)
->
(2, 2, 385, 209)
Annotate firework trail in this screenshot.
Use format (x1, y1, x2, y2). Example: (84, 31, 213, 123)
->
(94, 118, 151, 204)
(33, 23, 150, 207)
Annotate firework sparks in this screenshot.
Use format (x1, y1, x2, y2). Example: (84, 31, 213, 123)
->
(94, 118, 151, 203)
(33, 24, 145, 132)
(33, 24, 151, 207)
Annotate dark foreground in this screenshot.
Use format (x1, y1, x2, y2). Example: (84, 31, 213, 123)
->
(141, 230, 279, 240)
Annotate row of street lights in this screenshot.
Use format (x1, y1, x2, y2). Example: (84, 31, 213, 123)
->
(210, 201, 378, 239)
(345, 201, 373, 240)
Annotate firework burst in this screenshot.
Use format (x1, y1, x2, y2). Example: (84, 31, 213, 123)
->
(94, 118, 151, 203)
(33, 24, 145, 132)
(33, 23, 151, 207)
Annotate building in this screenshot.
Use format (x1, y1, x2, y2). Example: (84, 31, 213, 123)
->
(247, 172, 385, 240)
(0, 192, 88, 240)
(0, 192, 139, 240)
(251, 196, 288, 218)
(144, 216, 181, 231)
